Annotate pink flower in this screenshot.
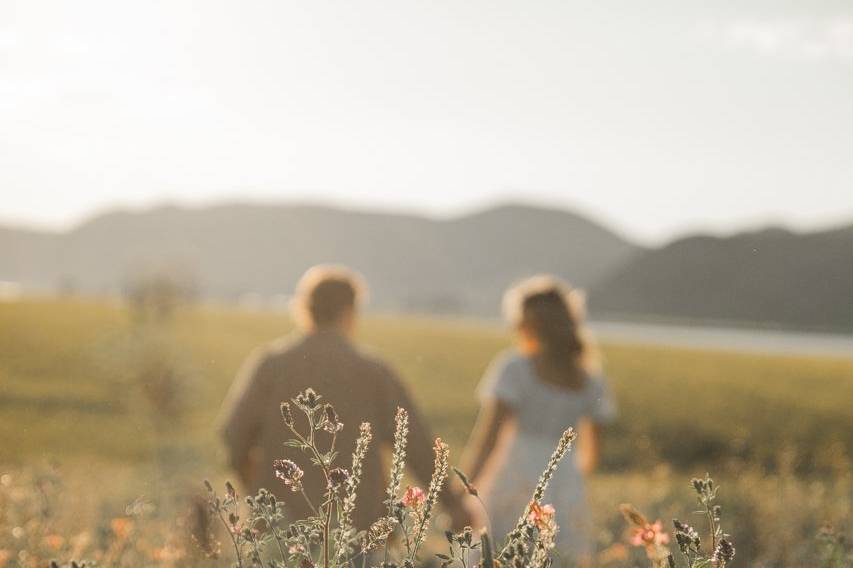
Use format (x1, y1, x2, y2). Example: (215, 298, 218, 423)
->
(629, 520, 670, 548)
(527, 501, 557, 531)
(402, 485, 426, 508)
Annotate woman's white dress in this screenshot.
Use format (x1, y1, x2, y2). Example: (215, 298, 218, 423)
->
(477, 352, 617, 562)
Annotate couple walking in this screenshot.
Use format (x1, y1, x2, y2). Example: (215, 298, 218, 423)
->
(220, 265, 616, 564)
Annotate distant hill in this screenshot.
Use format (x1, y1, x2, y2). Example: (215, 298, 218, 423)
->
(0, 203, 638, 316)
(5, 203, 853, 329)
(589, 225, 853, 331)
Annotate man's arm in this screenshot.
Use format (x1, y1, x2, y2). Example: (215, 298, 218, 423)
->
(218, 348, 270, 486)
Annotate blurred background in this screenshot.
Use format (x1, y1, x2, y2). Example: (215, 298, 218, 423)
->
(1, 0, 852, 565)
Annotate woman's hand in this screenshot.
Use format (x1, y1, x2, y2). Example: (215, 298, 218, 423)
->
(460, 399, 516, 486)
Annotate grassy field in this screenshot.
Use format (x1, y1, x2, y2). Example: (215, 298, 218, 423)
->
(2, 298, 851, 470)
(1, 298, 852, 565)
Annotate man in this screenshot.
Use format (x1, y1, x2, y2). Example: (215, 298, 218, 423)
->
(219, 265, 469, 530)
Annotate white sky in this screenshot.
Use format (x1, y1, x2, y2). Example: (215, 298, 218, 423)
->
(2, 0, 852, 244)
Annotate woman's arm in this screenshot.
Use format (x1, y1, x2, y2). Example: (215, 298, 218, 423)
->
(577, 419, 602, 475)
(461, 399, 516, 486)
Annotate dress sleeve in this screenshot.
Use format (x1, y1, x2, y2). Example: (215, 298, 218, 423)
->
(477, 353, 522, 409)
(587, 375, 618, 425)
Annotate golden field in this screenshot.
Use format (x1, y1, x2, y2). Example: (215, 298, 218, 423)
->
(1, 298, 851, 566)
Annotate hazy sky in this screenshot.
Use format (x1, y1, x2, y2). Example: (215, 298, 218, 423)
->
(2, 0, 852, 244)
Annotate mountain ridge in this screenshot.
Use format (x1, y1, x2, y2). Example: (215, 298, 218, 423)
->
(588, 221, 853, 330)
(2, 201, 852, 329)
(0, 202, 639, 315)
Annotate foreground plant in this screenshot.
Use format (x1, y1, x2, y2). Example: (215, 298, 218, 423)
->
(623, 474, 736, 568)
(199, 389, 455, 567)
(198, 388, 580, 568)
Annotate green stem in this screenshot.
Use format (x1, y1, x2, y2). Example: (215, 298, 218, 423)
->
(323, 496, 334, 568)
(264, 509, 287, 564)
(474, 495, 494, 552)
(300, 487, 320, 517)
(706, 506, 717, 554)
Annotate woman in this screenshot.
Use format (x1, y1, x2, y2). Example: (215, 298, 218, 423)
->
(462, 275, 616, 564)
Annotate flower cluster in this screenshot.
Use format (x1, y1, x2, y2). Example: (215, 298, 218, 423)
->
(624, 474, 736, 568)
(712, 538, 736, 566)
(320, 404, 344, 434)
(364, 517, 396, 551)
(402, 486, 426, 509)
(334, 421, 372, 563)
(294, 387, 321, 411)
(673, 519, 701, 558)
(527, 502, 556, 533)
(194, 387, 748, 568)
(273, 459, 305, 492)
(386, 407, 409, 512)
(629, 519, 670, 549)
(12, 382, 759, 568)
(408, 438, 451, 562)
(620, 504, 670, 565)
(196, 389, 478, 568)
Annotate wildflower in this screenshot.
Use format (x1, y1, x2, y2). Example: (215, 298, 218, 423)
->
(712, 538, 736, 565)
(228, 512, 239, 529)
(294, 388, 321, 411)
(336, 422, 373, 562)
(273, 459, 304, 491)
(533, 428, 576, 503)
(629, 519, 670, 548)
(527, 502, 556, 532)
(507, 427, 576, 545)
(320, 404, 344, 433)
(280, 402, 294, 427)
(386, 407, 409, 510)
(409, 438, 450, 559)
(691, 475, 717, 504)
(328, 467, 350, 490)
(621, 504, 669, 561)
(402, 485, 426, 508)
(365, 517, 397, 551)
(673, 519, 701, 555)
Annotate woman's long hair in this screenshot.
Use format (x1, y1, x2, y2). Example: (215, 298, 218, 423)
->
(503, 275, 599, 389)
